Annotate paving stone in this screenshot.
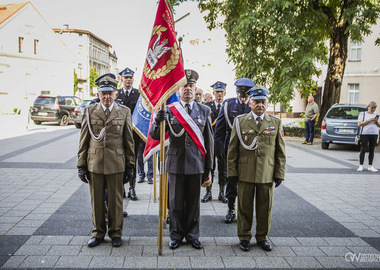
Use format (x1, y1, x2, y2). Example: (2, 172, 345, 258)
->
(315, 256, 355, 268)
(69, 236, 90, 245)
(214, 237, 236, 246)
(266, 246, 296, 257)
(54, 255, 92, 268)
(47, 245, 81, 256)
(111, 245, 143, 257)
(319, 246, 352, 257)
(323, 237, 358, 246)
(254, 256, 290, 268)
(39, 235, 73, 245)
(296, 237, 329, 246)
(222, 256, 257, 268)
(270, 237, 301, 246)
(173, 245, 205, 256)
(158, 256, 191, 268)
(1, 255, 26, 268)
(14, 245, 51, 256)
(291, 246, 326, 257)
(204, 245, 235, 256)
(78, 245, 112, 256)
(23, 235, 44, 245)
(142, 245, 174, 257)
(89, 256, 124, 268)
(190, 256, 224, 268)
(284, 256, 323, 268)
(124, 256, 157, 268)
(19, 255, 59, 268)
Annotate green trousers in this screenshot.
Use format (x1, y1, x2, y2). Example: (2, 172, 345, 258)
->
(237, 181, 274, 242)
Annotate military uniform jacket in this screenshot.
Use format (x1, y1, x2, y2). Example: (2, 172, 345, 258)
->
(150, 101, 214, 175)
(77, 103, 135, 175)
(117, 88, 140, 114)
(227, 113, 286, 183)
(214, 97, 251, 156)
(205, 100, 222, 131)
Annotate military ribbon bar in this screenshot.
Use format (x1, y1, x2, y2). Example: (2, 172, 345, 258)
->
(167, 102, 206, 159)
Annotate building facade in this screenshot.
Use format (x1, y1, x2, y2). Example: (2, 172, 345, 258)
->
(0, 2, 74, 114)
(53, 28, 118, 99)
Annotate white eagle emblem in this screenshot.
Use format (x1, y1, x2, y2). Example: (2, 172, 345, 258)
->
(146, 35, 171, 69)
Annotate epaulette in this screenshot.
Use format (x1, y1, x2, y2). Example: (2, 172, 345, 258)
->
(268, 114, 280, 119)
(116, 103, 129, 109)
(87, 103, 97, 108)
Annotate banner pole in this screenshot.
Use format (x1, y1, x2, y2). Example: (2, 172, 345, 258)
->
(153, 153, 157, 202)
(158, 104, 166, 255)
(163, 167, 168, 227)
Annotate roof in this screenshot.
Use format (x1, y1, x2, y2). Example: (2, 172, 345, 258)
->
(0, 2, 28, 25)
(52, 28, 112, 48)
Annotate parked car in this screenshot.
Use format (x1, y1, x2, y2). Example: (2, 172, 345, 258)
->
(321, 104, 367, 149)
(30, 95, 82, 126)
(73, 99, 92, 129)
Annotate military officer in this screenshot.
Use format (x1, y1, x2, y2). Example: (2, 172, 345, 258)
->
(77, 73, 135, 248)
(117, 67, 139, 202)
(227, 85, 286, 252)
(150, 69, 214, 250)
(202, 81, 227, 203)
(214, 78, 254, 223)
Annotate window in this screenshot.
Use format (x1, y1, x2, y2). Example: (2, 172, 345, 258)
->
(348, 84, 359, 104)
(350, 41, 361, 61)
(34, 39, 39, 54)
(18, 37, 24, 53)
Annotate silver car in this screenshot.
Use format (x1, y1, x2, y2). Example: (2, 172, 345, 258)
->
(321, 104, 367, 149)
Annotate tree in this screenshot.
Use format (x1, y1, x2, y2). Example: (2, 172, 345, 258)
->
(89, 66, 98, 96)
(198, 0, 380, 125)
(73, 69, 79, 95)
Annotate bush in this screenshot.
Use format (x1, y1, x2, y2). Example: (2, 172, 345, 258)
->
(283, 126, 321, 138)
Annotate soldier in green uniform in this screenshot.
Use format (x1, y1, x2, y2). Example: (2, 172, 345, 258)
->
(77, 73, 135, 248)
(227, 85, 286, 252)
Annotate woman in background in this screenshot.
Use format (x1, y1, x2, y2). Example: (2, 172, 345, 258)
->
(357, 101, 380, 172)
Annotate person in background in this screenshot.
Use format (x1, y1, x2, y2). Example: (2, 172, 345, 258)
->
(203, 92, 213, 103)
(303, 95, 319, 145)
(357, 101, 380, 172)
(195, 87, 204, 103)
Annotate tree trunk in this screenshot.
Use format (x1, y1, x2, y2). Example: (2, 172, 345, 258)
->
(318, 25, 349, 127)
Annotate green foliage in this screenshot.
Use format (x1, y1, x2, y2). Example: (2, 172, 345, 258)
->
(89, 67, 98, 96)
(198, 0, 380, 111)
(283, 126, 321, 138)
(74, 69, 79, 95)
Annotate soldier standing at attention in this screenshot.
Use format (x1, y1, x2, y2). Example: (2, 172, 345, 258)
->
(77, 73, 135, 248)
(117, 68, 139, 203)
(202, 81, 227, 203)
(227, 85, 286, 252)
(150, 69, 214, 250)
(214, 78, 254, 223)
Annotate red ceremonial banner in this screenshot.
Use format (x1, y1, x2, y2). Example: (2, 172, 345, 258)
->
(139, 0, 186, 111)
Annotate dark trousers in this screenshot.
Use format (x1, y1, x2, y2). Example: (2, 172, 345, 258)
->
(359, 135, 378, 165)
(137, 140, 153, 179)
(305, 120, 315, 142)
(129, 132, 140, 190)
(211, 153, 226, 186)
(89, 172, 124, 239)
(168, 173, 202, 241)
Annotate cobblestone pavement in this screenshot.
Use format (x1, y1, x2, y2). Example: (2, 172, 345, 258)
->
(0, 125, 379, 269)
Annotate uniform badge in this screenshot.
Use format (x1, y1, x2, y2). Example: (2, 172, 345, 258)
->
(267, 126, 276, 131)
(245, 135, 248, 141)
(197, 115, 202, 124)
(117, 126, 121, 131)
(170, 118, 174, 124)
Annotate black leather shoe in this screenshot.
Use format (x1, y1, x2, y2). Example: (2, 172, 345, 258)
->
(123, 211, 128, 217)
(218, 192, 228, 203)
(128, 189, 138, 200)
(169, 240, 180, 249)
(190, 239, 203, 249)
(239, 240, 250, 252)
(147, 178, 153, 184)
(257, 240, 272, 251)
(111, 237, 122, 247)
(166, 213, 170, 224)
(87, 237, 103, 247)
(201, 192, 212, 203)
(224, 209, 236, 224)
(137, 178, 145, 183)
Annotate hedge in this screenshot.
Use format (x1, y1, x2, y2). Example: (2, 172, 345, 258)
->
(283, 126, 321, 138)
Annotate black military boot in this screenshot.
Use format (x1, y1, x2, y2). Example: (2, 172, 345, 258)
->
(218, 184, 227, 203)
(224, 199, 236, 224)
(201, 186, 212, 203)
(128, 179, 138, 201)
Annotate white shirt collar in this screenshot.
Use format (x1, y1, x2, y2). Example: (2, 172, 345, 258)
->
(251, 111, 265, 121)
(123, 87, 132, 95)
(237, 98, 249, 105)
(180, 100, 194, 110)
(214, 100, 222, 107)
(101, 102, 115, 112)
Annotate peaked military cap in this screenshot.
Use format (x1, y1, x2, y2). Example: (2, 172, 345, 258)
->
(249, 85, 269, 100)
(119, 67, 135, 77)
(210, 81, 226, 91)
(234, 78, 255, 97)
(95, 73, 118, 92)
(185, 69, 199, 84)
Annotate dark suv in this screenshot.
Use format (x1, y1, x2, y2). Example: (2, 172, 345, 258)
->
(30, 95, 82, 126)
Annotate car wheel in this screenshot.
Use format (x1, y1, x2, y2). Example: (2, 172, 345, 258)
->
(34, 120, 42, 125)
(60, 115, 69, 126)
(321, 142, 329, 149)
(74, 123, 81, 129)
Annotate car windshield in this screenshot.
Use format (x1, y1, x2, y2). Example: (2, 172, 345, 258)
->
(34, 97, 55, 105)
(80, 100, 92, 107)
(326, 107, 366, 119)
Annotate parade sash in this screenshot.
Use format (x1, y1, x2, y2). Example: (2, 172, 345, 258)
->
(167, 102, 206, 159)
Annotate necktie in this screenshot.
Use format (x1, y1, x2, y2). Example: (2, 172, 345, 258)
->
(241, 103, 247, 112)
(185, 103, 191, 115)
(257, 116, 262, 129)
(105, 108, 110, 119)
(125, 91, 129, 98)
(217, 104, 221, 113)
